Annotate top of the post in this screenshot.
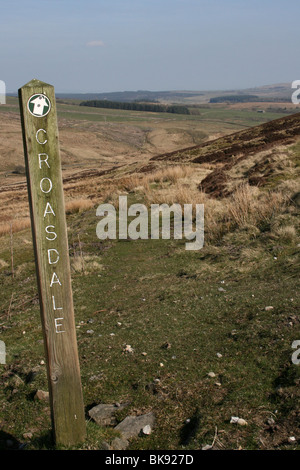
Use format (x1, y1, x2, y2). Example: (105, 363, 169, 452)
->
(19, 79, 53, 92)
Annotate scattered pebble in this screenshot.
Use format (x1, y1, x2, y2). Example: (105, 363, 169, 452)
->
(142, 425, 152, 435)
(34, 390, 49, 401)
(265, 306, 274, 311)
(230, 416, 248, 426)
(288, 436, 296, 443)
(208, 372, 216, 378)
(216, 352, 222, 358)
(237, 418, 248, 426)
(123, 345, 134, 353)
(202, 444, 213, 451)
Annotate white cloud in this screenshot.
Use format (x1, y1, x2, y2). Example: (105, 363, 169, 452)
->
(86, 40, 105, 47)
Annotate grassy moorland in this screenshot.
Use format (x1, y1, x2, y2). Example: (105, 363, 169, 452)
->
(0, 160, 299, 450)
(0, 101, 299, 450)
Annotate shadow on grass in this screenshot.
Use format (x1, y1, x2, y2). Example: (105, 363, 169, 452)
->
(179, 408, 201, 446)
(0, 430, 22, 450)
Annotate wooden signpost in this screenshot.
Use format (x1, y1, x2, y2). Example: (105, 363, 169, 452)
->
(19, 79, 86, 446)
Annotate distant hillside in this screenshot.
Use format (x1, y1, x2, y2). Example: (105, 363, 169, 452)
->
(8, 83, 294, 105)
(56, 90, 203, 103)
(149, 112, 300, 197)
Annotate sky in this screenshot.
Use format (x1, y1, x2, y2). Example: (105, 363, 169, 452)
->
(0, 0, 299, 93)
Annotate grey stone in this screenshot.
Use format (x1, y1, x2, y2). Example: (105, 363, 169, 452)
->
(100, 441, 111, 450)
(88, 403, 128, 426)
(111, 437, 129, 450)
(115, 412, 155, 439)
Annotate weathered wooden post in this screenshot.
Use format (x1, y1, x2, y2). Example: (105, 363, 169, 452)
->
(18, 79, 86, 446)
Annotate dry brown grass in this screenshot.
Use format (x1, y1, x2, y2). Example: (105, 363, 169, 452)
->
(116, 165, 194, 194)
(227, 183, 286, 229)
(0, 198, 95, 237)
(65, 198, 94, 214)
(147, 165, 194, 184)
(0, 218, 31, 237)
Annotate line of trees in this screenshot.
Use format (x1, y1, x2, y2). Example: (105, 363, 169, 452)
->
(210, 95, 291, 103)
(80, 100, 190, 115)
(210, 95, 260, 103)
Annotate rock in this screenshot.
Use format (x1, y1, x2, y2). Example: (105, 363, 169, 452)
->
(111, 437, 129, 450)
(86, 330, 94, 334)
(88, 403, 128, 426)
(100, 441, 111, 450)
(288, 436, 296, 443)
(208, 372, 216, 378)
(237, 418, 248, 426)
(216, 353, 222, 358)
(265, 306, 274, 311)
(230, 416, 247, 426)
(230, 416, 239, 424)
(142, 425, 152, 435)
(123, 345, 134, 353)
(34, 390, 49, 401)
(115, 412, 155, 439)
(218, 287, 226, 292)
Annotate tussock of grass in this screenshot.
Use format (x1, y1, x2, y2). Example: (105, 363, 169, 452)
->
(227, 184, 287, 230)
(65, 198, 94, 214)
(0, 217, 31, 237)
(71, 255, 103, 274)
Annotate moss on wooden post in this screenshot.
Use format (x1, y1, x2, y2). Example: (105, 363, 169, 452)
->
(19, 79, 86, 446)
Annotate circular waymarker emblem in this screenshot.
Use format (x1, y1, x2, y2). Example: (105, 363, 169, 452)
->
(27, 93, 51, 117)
